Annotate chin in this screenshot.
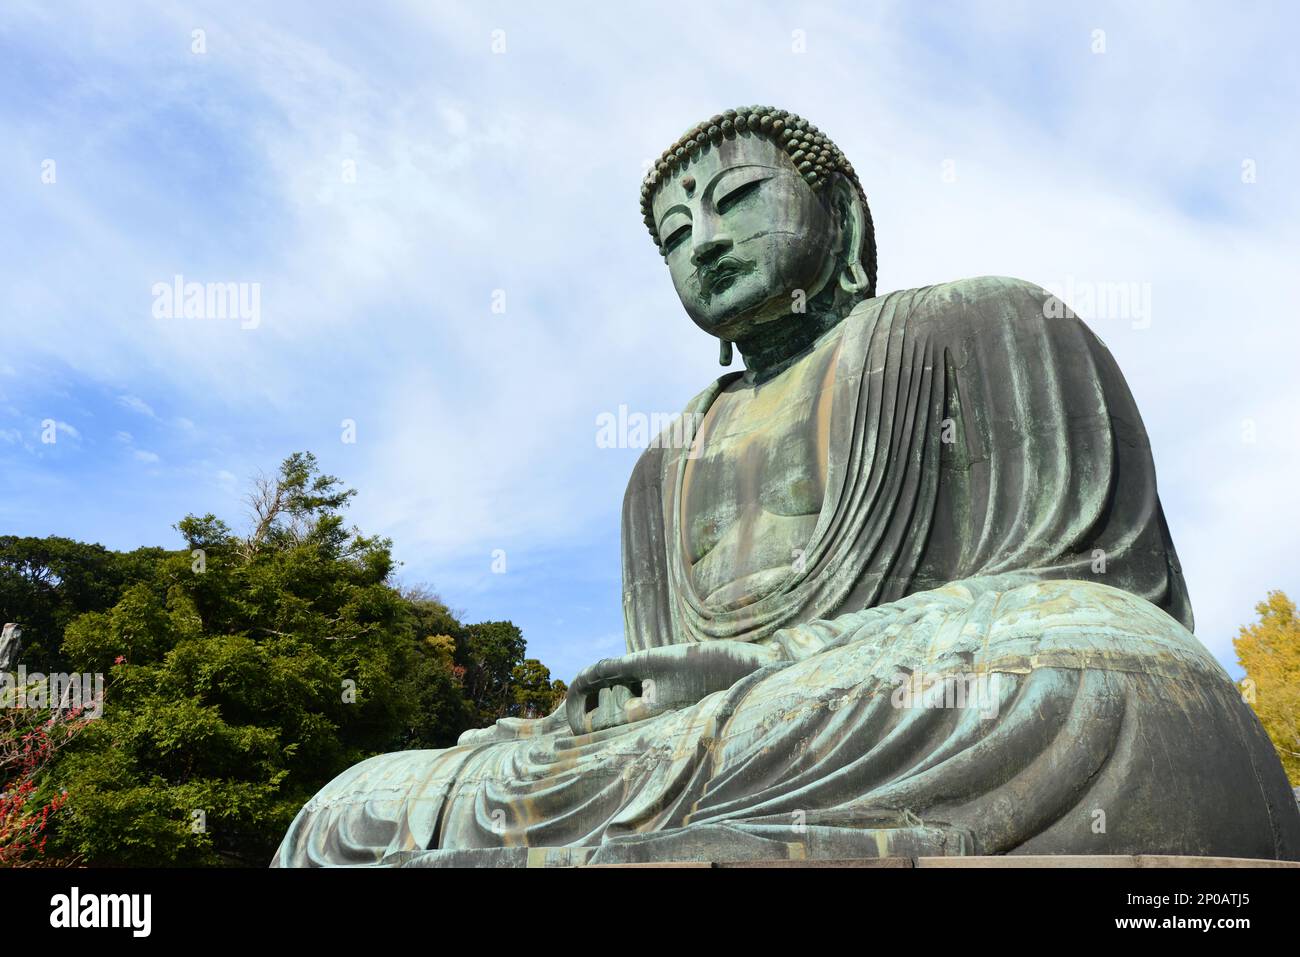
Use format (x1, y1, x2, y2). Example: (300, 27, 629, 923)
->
(693, 311, 748, 342)
(693, 288, 771, 339)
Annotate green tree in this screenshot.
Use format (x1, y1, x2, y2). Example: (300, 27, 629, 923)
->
(397, 635, 476, 749)
(0, 535, 165, 669)
(461, 620, 527, 723)
(510, 658, 567, 718)
(42, 453, 413, 865)
(6, 452, 566, 865)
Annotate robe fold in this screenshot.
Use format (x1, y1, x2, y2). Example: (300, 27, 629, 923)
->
(273, 277, 1300, 867)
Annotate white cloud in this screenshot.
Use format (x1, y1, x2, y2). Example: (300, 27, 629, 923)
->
(117, 394, 157, 418)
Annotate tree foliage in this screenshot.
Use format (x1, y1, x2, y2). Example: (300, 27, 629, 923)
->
(0, 536, 166, 669)
(0, 452, 566, 866)
(1235, 589, 1300, 785)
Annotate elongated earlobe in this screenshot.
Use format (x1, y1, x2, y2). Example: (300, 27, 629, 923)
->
(832, 176, 871, 296)
(719, 339, 733, 366)
(840, 261, 871, 294)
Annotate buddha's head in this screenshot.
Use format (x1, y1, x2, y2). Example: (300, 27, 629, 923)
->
(642, 106, 876, 361)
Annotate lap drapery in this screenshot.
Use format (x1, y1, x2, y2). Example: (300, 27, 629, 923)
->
(272, 577, 1300, 866)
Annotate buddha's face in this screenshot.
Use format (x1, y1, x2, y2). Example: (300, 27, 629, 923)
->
(651, 133, 838, 343)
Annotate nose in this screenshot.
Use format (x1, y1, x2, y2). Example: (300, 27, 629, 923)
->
(690, 215, 732, 267)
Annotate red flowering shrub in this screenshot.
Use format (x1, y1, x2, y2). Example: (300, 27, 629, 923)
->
(0, 701, 87, 866)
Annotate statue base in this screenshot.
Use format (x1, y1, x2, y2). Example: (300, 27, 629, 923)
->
(386, 848, 1300, 868)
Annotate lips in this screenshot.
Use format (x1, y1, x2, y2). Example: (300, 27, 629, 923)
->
(699, 257, 749, 298)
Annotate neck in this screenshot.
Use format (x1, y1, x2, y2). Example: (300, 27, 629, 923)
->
(733, 300, 857, 383)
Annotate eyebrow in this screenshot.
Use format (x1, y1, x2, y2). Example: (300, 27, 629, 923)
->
(703, 163, 776, 204)
(658, 203, 690, 224)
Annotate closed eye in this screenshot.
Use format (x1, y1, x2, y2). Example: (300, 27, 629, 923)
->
(717, 179, 763, 214)
(663, 223, 691, 253)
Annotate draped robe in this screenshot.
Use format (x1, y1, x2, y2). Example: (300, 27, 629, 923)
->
(273, 277, 1300, 866)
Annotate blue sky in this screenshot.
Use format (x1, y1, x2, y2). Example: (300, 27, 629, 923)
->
(2, 1, 1297, 681)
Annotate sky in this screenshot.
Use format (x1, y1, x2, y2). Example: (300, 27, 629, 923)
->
(1, 0, 1297, 681)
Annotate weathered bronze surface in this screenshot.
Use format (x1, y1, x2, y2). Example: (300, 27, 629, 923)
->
(273, 106, 1300, 867)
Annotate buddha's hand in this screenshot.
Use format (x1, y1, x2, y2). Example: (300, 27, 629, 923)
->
(565, 640, 784, 735)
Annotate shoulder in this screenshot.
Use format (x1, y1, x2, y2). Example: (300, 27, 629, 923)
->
(860, 275, 1093, 349)
(902, 274, 1053, 324)
(922, 275, 1050, 304)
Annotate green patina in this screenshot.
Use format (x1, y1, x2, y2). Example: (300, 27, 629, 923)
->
(273, 106, 1300, 867)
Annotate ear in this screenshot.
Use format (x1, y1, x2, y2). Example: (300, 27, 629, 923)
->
(828, 174, 870, 295)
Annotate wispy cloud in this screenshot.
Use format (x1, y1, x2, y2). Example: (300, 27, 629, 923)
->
(117, 395, 157, 418)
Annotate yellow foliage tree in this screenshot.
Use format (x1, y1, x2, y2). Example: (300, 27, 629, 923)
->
(1235, 590, 1300, 785)
(423, 634, 457, 670)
